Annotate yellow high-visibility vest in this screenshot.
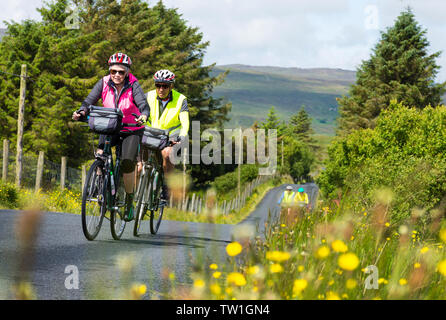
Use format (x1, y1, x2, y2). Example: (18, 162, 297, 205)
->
(283, 191, 295, 204)
(294, 192, 309, 204)
(147, 89, 187, 136)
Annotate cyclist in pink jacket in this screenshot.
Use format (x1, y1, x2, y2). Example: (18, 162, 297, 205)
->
(72, 53, 149, 220)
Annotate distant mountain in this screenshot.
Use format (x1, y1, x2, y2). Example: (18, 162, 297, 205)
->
(212, 64, 356, 135)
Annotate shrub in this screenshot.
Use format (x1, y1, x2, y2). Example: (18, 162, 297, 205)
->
(0, 182, 19, 208)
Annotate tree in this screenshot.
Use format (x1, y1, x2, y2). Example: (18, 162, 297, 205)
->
(288, 105, 315, 144)
(0, 0, 231, 179)
(337, 8, 446, 135)
(261, 106, 286, 137)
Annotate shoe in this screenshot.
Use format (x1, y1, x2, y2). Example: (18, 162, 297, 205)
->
(161, 184, 169, 201)
(123, 193, 134, 222)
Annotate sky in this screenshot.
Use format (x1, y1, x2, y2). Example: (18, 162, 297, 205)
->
(2, 0, 446, 81)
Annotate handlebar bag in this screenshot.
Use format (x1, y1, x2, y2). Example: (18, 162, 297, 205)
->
(88, 106, 123, 135)
(141, 126, 169, 151)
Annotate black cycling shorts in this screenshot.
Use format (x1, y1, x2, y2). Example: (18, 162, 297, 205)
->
(98, 129, 143, 162)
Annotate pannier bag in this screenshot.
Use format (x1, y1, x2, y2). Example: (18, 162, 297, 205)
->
(88, 106, 123, 135)
(141, 126, 170, 151)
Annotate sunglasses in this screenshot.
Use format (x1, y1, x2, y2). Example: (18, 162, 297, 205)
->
(155, 84, 171, 89)
(110, 69, 126, 76)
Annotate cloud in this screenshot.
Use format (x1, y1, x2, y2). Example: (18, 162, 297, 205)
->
(1, 0, 446, 81)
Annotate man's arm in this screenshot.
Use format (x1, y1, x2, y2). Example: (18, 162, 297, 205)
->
(178, 98, 190, 139)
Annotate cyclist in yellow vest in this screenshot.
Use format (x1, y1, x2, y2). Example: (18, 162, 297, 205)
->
(294, 187, 309, 207)
(278, 186, 295, 206)
(140, 69, 190, 201)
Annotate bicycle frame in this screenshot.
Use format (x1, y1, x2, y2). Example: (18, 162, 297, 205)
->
(102, 135, 122, 212)
(138, 149, 164, 211)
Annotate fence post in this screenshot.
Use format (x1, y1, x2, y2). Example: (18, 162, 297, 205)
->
(61, 157, 67, 190)
(35, 151, 44, 191)
(190, 193, 196, 214)
(81, 165, 86, 191)
(15, 64, 27, 188)
(2, 139, 9, 182)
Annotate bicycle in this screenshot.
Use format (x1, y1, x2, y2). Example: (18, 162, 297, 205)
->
(133, 126, 171, 236)
(80, 106, 140, 241)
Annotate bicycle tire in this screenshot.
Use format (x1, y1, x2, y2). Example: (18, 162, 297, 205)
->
(133, 169, 150, 237)
(110, 170, 127, 240)
(150, 170, 164, 235)
(81, 161, 107, 241)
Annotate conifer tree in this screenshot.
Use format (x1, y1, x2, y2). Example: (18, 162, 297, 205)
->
(338, 8, 446, 135)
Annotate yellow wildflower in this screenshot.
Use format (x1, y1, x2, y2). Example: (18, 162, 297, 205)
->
(420, 247, 429, 254)
(331, 240, 348, 253)
(247, 265, 260, 275)
(338, 253, 360, 271)
(437, 260, 446, 276)
(266, 251, 291, 262)
(213, 272, 222, 279)
(194, 279, 205, 288)
(210, 284, 221, 295)
(297, 265, 305, 272)
(226, 242, 243, 256)
(315, 245, 330, 259)
(209, 263, 218, 270)
(326, 291, 341, 300)
(346, 279, 357, 289)
(270, 263, 284, 273)
(385, 222, 390, 227)
(399, 278, 407, 286)
(439, 229, 446, 243)
(227, 272, 247, 286)
(293, 279, 308, 295)
(414, 262, 421, 269)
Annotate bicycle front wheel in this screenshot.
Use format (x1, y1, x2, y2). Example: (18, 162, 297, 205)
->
(81, 161, 107, 241)
(150, 170, 164, 235)
(134, 169, 150, 237)
(110, 171, 126, 240)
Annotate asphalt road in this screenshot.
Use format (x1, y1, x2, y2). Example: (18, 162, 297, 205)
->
(0, 183, 317, 300)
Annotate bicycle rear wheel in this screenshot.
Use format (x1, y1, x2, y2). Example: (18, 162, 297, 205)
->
(110, 171, 126, 240)
(81, 161, 106, 241)
(134, 169, 150, 237)
(150, 170, 164, 235)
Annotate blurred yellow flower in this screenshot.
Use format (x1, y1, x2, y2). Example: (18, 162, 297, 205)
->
(194, 279, 205, 288)
(338, 253, 360, 271)
(209, 263, 218, 270)
(414, 262, 421, 269)
(331, 240, 348, 253)
(270, 263, 284, 273)
(210, 284, 221, 295)
(297, 265, 305, 272)
(420, 247, 429, 254)
(346, 279, 357, 289)
(439, 229, 446, 243)
(385, 222, 390, 227)
(399, 278, 407, 286)
(247, 265, 259, 275)
(213, 271, 222, 279)
(326, 291, 341, 300)
(293, 279, 308, 295)
(226, 242, 243, 256)
(266, 251, 291, 262)
(437, 260, 446, 276)
(378, 278, 388, 285)
(227, 272, 247, 286)
(316, 245, 330, 259)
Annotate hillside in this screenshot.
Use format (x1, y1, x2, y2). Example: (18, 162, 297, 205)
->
(212, 64, 356, 135)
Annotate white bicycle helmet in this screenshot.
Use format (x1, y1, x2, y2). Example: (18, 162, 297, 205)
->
(153, 69, 176, 83)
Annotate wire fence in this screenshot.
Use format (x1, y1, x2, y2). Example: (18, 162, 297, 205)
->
(0, 147, 83, 191)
